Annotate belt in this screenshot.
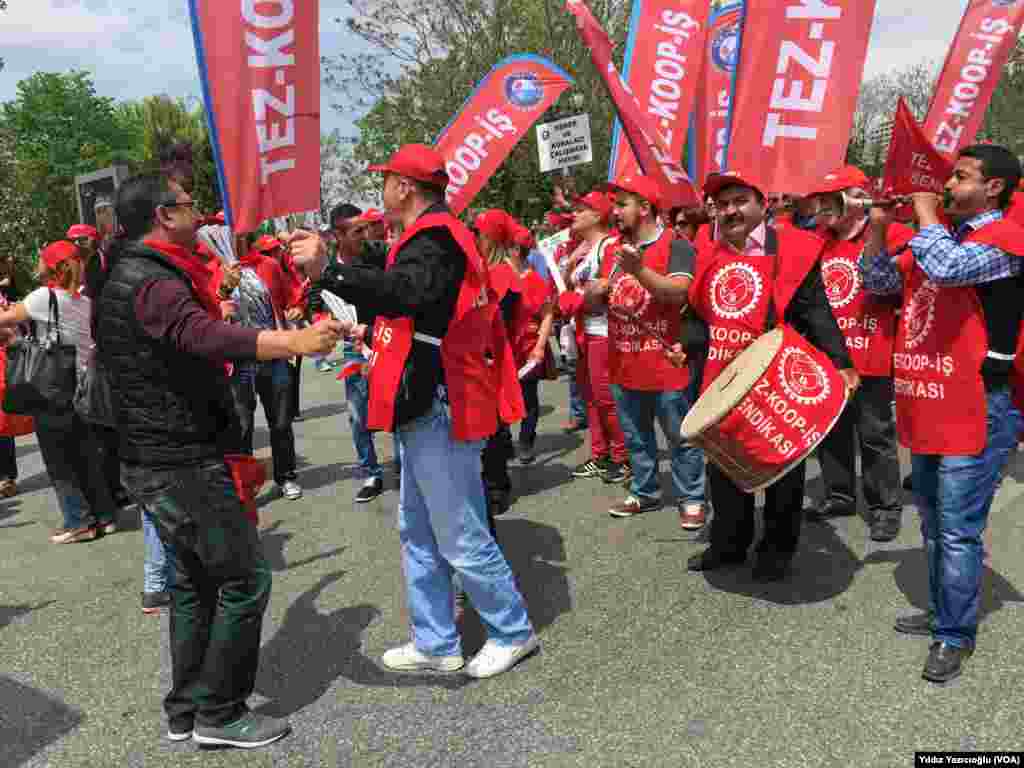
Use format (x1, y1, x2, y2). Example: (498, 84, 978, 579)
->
(413, 332, 442, 347)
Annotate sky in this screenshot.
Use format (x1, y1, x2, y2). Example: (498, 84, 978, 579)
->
(0, 0, 974, 140)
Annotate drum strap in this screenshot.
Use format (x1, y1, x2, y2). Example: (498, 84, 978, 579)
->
(764, 227, 780, 331)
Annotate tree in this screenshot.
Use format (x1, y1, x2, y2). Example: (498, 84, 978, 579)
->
(320, 130, 380, 221)
(323, 0, 631, 223)
(1, 71, 137, 246)
(980, 35, 1024, 158)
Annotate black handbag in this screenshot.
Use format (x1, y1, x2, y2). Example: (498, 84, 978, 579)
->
(73, 350, 116, 427)
(2, 290, 78, 415)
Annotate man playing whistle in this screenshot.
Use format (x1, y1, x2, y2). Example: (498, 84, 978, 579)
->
(684, 170, 857, 583)
(860, 144, 1024, 684)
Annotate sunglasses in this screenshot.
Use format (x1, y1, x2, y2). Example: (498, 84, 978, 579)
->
(161, 200, 198, 212)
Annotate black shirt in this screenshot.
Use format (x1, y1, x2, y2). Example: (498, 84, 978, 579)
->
(317, 203, 465, 428)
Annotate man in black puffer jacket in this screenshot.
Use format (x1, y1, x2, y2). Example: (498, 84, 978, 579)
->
(96, 172, 341, 750)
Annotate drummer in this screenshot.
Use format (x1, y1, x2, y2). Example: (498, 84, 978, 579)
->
(859, 144, 1024, 684)
(685, 170, 858, 582)
(804, 166, 914, 542)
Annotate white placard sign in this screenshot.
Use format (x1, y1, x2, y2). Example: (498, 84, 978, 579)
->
(536, 228, 572, 294)
(536, 114, 593, 173)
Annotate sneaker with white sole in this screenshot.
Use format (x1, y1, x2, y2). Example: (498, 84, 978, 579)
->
(355, 477, 383, 503)
(192, 711, 290, 749)
(380, 642, 464, 673)
(167, 727, 193, 742)
(465, 635, 540, 679)
(279, 480, 302, 500)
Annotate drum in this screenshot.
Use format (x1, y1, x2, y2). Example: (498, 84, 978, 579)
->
(681, 326, 849, 492)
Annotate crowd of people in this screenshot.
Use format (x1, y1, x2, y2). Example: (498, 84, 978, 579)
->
(4, 138, 1023, 749)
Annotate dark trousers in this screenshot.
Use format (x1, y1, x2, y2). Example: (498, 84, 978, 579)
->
(0, 435, 16, 480)
(36, 409, 117, 526)
(817, 375, 901, 511)
(482, 424, 513, 495)
(290, 358, 302, 416)
(121, 459, 272, 729)
(708, 460, 807, 561)
(91, 423, 125, 506)
(232, 363, 297, 484)
(518, 378, 540, 447)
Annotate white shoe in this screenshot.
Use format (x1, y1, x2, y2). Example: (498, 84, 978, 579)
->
(166, 728, 192, 742)
(465, 635, 539, 679)
(380, 642, 464, 673)
(279, 480, 303, 500)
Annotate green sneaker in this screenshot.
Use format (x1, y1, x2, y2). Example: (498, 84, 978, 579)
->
(192, 712, 291, 749)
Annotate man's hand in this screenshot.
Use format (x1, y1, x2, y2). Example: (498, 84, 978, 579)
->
(289, 229, 328, 280)
(616, 243, 643, 276)
(293, 319, 345, 356)
(910, 192, 942, 228)
(839, 368, 861, 394)
(0, 327, 16, 346)
(583, 278, 610, 305)
(220, 263, 242, 294)
(665, 342, 687, 369)
(528, 345, 546, 366)
(220, 300, 238, 321)
(350, 323, 368, 343)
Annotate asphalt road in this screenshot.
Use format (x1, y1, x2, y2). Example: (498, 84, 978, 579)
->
(2, 361, 1024, 767)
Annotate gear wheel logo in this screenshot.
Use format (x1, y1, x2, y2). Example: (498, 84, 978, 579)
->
(904, 280, 937, 350)
(710, 262, 762, 320)
(778, 347, 831, 406)
(821, 257, 861, 309)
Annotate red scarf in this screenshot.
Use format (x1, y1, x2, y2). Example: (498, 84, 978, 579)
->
(143, 239, 220, 318)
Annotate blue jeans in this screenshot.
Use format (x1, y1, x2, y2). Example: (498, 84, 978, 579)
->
(142, 509, 175, 594)
(912, 388, 1017, 649)
(396, 396, 533, 656)
(345, 374, 382, 480)
(610, 385, 706, 505)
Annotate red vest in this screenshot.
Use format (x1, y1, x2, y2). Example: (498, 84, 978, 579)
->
(366, 213, 524, 440)
(895, 216, 1024, 455)
(604, 231, 690, 391)
(689, 226, 824, 394)
(819, 223, 914, 377)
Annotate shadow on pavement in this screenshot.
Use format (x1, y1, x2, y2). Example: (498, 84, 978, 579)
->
(702, 518, 861, 605)
(0, 601, 55, 632)
(862, 546, 1024, 624)
(459, 517, 572, 654)
(255, 572, 470, 718)
(259, 521, 348, 572)
(0, 676, 82, 768)
(0, 499, 22, 524)
(293, 401, 346, 423)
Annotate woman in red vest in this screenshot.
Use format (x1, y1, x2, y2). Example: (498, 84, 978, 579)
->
(861, 144, 1024, 684)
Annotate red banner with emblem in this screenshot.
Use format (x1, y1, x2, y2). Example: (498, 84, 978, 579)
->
(727, 0, 876, 195)
(882, 98, 954, 196)
(434, 55, 574, 215)
(607, 0, 710, 182)
(688, 0, 746, 187)
(566, 0, 698, 206)
(188, 0, 320, 233)
(922, 0, 1024, 161)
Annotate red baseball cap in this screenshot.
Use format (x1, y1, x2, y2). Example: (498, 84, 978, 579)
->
(474, 209, 513, 244)
(368, 144, 449, 187)
(359, 208, 386, 223)
(66, 224, 99, 241)
(703, 170, 766, 201)
(574, 190, 614, 221)
(608, 175, 663, 210)
(40, 241, 79, 271)
(511, 223, 535, 250)
(810, 166, 871, 196)
(253, 234, 281, 253)
(545, 211, 573, 230)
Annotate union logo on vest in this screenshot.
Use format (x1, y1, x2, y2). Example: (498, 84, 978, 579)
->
(904, 281, 938, 350)
(778, 347, 831, 406)
(821, 258, 861, 309)
(711, 263, 763, 319)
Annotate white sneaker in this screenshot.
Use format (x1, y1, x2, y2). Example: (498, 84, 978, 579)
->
(465, 635, 540, 679)
(279, 480, 303, 500)
(380, 642, 464, 673)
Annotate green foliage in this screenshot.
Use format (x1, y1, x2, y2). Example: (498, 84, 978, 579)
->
(324, 0, 631, 224)
(980, 36, 1024, 159)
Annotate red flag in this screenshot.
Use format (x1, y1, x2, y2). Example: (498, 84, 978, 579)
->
(689, 0, 746, 186)
(607, 0, 710, 182)
(727, 0, 876, 195)
(921, 0, 1024, 161)
(434, 55, 573, 215)
(882, 98, 954, 196)
(188, 1, 320, 233)
(566, 0, 698, 206)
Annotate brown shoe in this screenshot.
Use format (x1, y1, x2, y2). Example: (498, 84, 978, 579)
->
(608, 495, 661, 518)
(50, 525, 98, 544)
(0, 479, 16, 498)
(679, 503, 706, 530)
